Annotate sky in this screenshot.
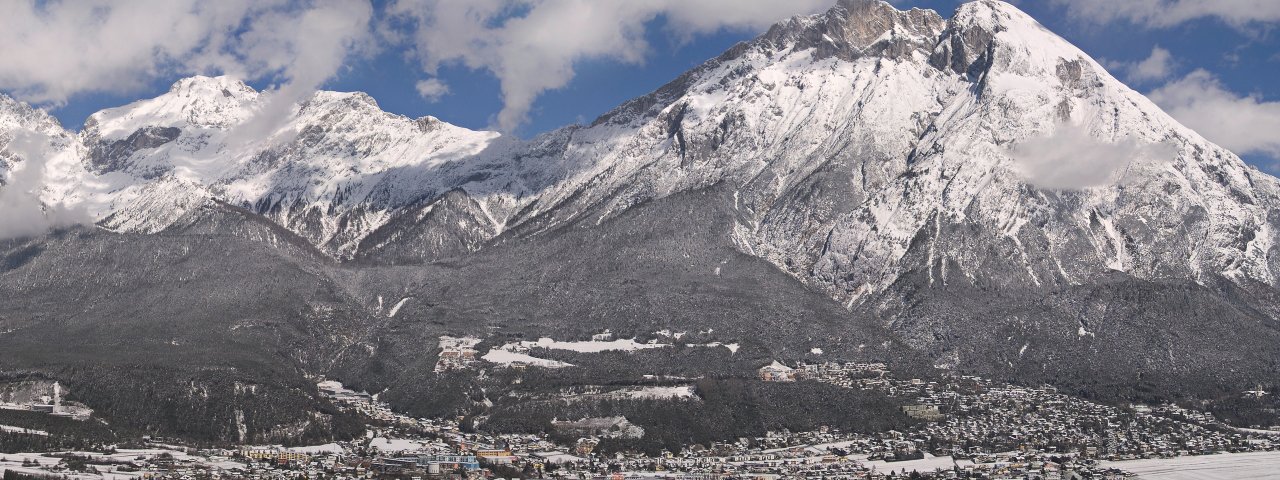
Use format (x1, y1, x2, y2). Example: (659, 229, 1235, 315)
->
(1, 0, 1278, 172)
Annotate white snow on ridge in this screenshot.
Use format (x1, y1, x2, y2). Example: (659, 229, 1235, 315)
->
(2, 74, 511, 257)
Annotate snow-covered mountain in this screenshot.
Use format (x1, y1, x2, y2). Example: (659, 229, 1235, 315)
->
(4, 0, 1280, 442)
(78, 75, 514, 256)
(4, 0, 1276, 296)
(4, 0, 1278, 300)
(484, 0, 1280, 305)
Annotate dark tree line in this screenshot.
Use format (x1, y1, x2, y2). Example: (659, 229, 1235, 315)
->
(478, 377, 916, 456)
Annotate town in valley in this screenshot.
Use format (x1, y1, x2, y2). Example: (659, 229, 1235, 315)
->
(2, 334, 1277, 479)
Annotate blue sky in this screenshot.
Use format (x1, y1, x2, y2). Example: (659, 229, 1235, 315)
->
(9, 0, 1280, 172)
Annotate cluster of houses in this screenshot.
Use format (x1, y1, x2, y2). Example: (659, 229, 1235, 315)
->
(433, 336, 482, 373)
(749, 358, 1280, 470)
(6, 357, 1279, 479)
(317, 380, 398, 422)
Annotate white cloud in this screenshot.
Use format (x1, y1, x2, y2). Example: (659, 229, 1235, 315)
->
(1010, 123, 1175, 190)
(0, 132, 91, 240)
(1107, 46, 1176, 84)
(415, 78, 451, 102)
(0, 0, 373, 113)
(1053, 0, 1280, 29)
(226, 0, 375, 144)
(387, 0, 831, 132)
(1148, 70, 1280, 160)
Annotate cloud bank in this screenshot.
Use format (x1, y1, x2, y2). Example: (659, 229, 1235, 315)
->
(386, 0, 832, 131)
(1053, 0, 1280, 29)
(415, 79, 451, 103)
(1149, 70, 1280, 161)
(225, 0, 374, 144)
(0, 0, 372, 112)
(0, 132, 90, 240)
(1107, 46, 1176, 84)
(1010, 124, 1175, 190)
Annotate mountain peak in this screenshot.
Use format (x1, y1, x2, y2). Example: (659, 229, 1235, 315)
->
(167, 75, 256, 99)
(951, 0, 1033, 23)
(762, 0, 944, 61)
(0, 93, 64, 134)
(932, 0, 1091, 78)
(85, 76, 261, 140)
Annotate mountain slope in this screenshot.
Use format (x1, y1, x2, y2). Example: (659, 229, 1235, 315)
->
(449, 0, 1280, 390)
(488, 0, 1279, 304)
(14, 1, 1277, 292)
(1, 0, 1278, 442)
(0, 227, 370, 442)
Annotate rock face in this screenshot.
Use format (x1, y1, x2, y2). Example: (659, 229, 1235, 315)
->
(1, 0, 1279, 439)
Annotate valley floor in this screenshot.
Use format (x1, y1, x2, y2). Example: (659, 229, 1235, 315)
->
(4, 358, 1280, 479)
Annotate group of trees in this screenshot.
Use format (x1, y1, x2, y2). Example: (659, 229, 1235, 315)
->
(0, 363, 370, 451)
(0, 409, 118, 454)
(3, 471, 62, 480)
(477, 377, 916, 456)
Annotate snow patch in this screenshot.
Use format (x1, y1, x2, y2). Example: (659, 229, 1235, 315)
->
(686, 342, 740, 354)
(481, 349, 574, 369)
(504, 337, 670, 353)
(386, 297, 411, 318)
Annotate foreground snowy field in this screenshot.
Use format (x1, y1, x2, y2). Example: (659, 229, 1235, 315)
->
(1101, 451, 1280, 479)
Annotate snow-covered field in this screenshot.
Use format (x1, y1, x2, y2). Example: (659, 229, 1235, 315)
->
(613, 385, 697, 400)
(0, 447, 244, 480)
(1101, 452, 1280, 480)
(317, 380, 372, 399)
(482, 336, 665, 369)
(481, 348, 574, 368)
(504, 337, 670, 353)
(685, 342, 740, 354)
(854, 453, 961, 474)
(481, 336, 743, 369)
